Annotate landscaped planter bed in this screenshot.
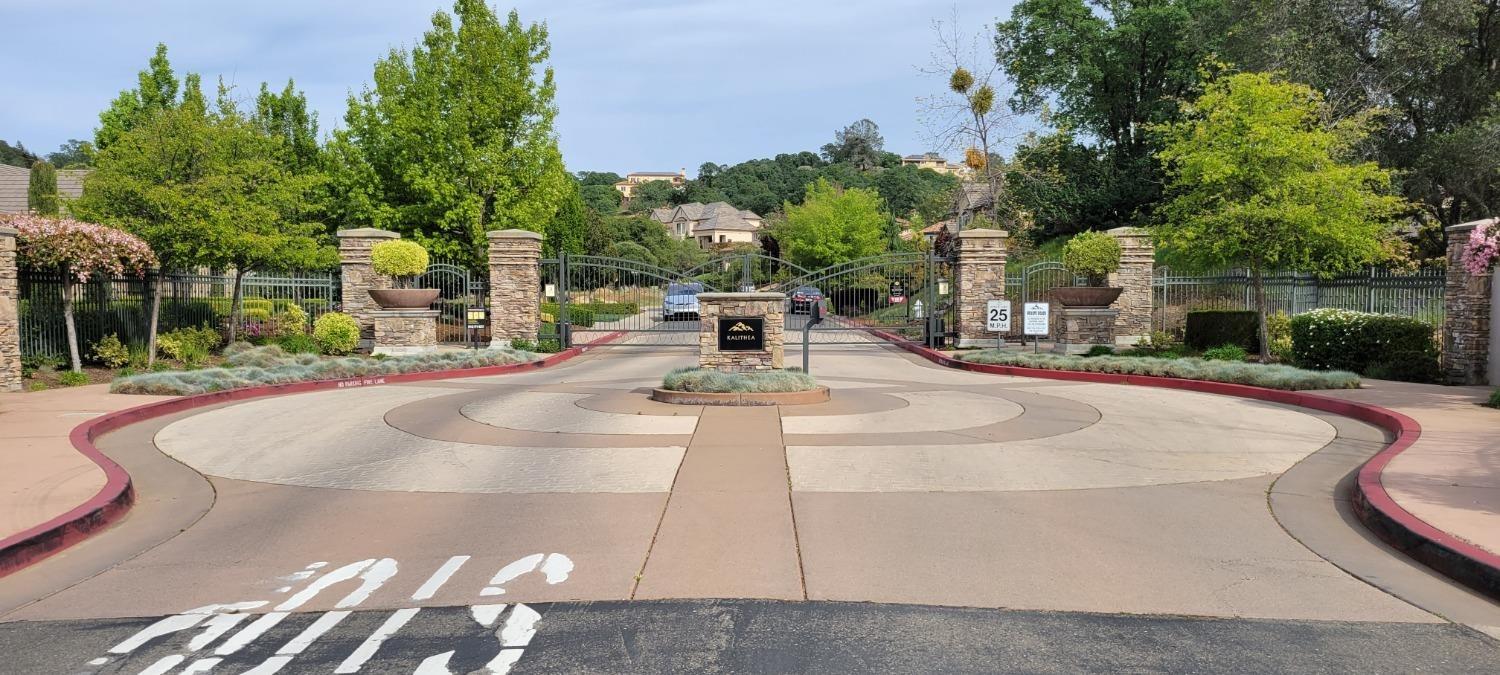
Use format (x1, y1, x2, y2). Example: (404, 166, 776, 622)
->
(653, 367, 829, 406)
(953, 349, 1359, 391)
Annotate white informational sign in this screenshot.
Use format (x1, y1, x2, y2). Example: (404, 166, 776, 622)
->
(1023, 302, 1050, 336)
(913, 299, 925, 319)
(986, 300, 1011, 332)
(544, 284, 557, 299)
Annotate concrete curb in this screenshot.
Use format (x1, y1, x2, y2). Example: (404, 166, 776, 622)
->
(873, 331, 1500, 601)
(0, 334, 622, 578)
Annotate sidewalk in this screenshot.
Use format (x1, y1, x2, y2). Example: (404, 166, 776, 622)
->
(0, 385, 171, 544)
(1320, 380, 1500, 573)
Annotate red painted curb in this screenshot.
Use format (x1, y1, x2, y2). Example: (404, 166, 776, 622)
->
(0, 334, 622, 578)
(874, 331, 1500, 600)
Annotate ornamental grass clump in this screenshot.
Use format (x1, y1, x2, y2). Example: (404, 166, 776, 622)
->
(662, 368, 819, 393)
(954, 350, 1358, 391)
(111, 344, 539, 395)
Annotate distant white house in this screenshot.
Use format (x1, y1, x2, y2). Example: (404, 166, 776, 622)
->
(614, 170, 686, 198)
(652, 201, 764, 248)
(901, 152, 974, 179)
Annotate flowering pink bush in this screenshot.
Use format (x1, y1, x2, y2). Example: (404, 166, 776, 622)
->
(4, 214, 156, 281)
(1460, 219, 1500, 276)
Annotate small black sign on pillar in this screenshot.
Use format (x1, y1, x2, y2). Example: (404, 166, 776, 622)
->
(717, 317, 765, 351)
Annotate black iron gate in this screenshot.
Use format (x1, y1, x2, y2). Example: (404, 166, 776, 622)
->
(540, 251, 954, 348)
(418, 260, 487, 345)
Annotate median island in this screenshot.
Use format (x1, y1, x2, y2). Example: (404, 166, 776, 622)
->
(652, 367, 829, 406)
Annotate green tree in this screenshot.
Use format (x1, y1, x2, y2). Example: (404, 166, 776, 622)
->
(774, 178, 889, 268)
(96, 43, 181, 151)
(1154, 73, 1407, 359)
(545, 184, 587, 256)
(625, 179, 677, 213)
(28, 160, 59, 215)
(0, 140, 38, 168)
(995, 0, 1228, 229)
(874, 164, 959, 219)
(579, 184, 622, 214)
(47, 139, 96, 169)
(329, 1, 570, 268)
(821, 118, 886, 171)
(576, 171, 622, 186)
(252, 79, 321, 172)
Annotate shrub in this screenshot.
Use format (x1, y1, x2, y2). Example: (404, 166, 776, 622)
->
(27, 381, 48, 391)
(241, 298, 274, 313)
(1486, 389, 1500, 409)
(1289, 308, 1439, 382)
(578, 301, 640, 316)
(1202, 344, 1249, 362)
(267, 303, 308, 339)
(370, 240, 429, 283)
(158, 325, 222, 364)
(1062, 230, 1121, 285)
(312, 312, 360, 355)
(540, 303, 595, 327)
(299, 298, 330, 313)
(1185, 310, 1260, 353)
(663, 367, 820, 393)
(112, 345, 537, 395)
(90, 333, 131, 368)
(954, 349, 1359, 390)
(510, 338, 537, 352)
(536, 339, 562, 353)
(1084, 345, 1115, 357)
(277, 333, 319, 354)
(59, 371, 90, 387)
(243, 308, 272, 323)
(1265, 312, 1294, 363)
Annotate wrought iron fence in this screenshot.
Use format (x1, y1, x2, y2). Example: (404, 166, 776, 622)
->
(18, 268, 339, 359)
(1152, 266, 1445, 336)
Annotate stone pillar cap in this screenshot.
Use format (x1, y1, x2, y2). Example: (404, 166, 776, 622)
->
(336, 228, 400, 239)
(1106, 226, 1150, 236)
(1446, 217, 1498, 234)
(0, 225, 16, 237)
(958, 228, 1008, 238)
(487, 229, 544, 241)
(698, 292, 787, 301)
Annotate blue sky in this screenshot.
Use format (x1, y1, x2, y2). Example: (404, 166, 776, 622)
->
(2, 0, 1020, 175)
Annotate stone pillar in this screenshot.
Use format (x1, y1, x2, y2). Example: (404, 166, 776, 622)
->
(337, 228, 400, 352)
(954, 229, 1008, 347)
(1107, 226, 1154, 346)
(371, 309, 439, 356)
(0, 226, 20, 392)
(1054, 307, 1120, 355)
(698, 292, 785, 372)
(1443, 219, 1495, 385)
(487, 229, 543, 346)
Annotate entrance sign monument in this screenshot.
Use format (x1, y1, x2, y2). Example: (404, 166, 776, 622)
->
(698, 292, 785, 371)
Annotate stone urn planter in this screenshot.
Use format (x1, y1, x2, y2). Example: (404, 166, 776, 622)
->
(368, 288, 440, 309)
(1051, 286, 1123, 308)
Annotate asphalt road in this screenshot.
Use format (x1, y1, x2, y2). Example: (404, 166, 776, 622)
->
(4, 599, 1498, 674)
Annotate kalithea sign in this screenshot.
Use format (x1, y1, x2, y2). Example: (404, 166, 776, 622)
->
(718, 317, 765, 351)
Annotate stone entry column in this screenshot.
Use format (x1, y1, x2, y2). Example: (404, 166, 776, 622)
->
(698, 292, 784, 371)
(1108, 226, 1154, 346)
(954, 229, 1008, 348)
(1054, 307, 1120, 355)
(370, 309, 439, 356)
(336, 228, 399, 352)
(0, 226, 20, 392)
(1443, 219, 1495, 385)
(487, 229, 543, 346)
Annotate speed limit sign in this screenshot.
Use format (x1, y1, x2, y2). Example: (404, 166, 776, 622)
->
(986, 300, 1011, 332)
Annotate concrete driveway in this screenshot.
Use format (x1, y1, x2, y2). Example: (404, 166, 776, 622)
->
(2, 344, 1497, 672)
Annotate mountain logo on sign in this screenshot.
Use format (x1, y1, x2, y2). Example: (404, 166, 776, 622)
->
(729, 322, 754, 332)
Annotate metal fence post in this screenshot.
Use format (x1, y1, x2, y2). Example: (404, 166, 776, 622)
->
(558, 252, 571, 348)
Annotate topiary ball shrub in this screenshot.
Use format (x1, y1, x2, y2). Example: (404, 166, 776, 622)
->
(312, 312, 361, 355)
(370, 240, 430, 284)
(1202, 344, 1248, 362)
(1185, 310, 1260, 353)
(1061, 230, 1122, 286)
(1289, 308, 1439, 382)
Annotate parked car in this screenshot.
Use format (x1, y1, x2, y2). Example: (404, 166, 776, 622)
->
(662, 282, 703, 321)
(790, 285, 824, 314)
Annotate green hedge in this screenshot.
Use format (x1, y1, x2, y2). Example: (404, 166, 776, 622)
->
(1289, 308, 1439, 382)
(1185, 310, 1260, 353)
(540, 303, 596, 327)
(579, 301, 639, 316)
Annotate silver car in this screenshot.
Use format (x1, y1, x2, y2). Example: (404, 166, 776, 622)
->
(662, 282, 703, 321)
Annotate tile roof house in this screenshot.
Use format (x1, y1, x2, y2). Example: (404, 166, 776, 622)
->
(614, 170, 686, 198)
(0, 164, 88, 214)
(658, 201, 763, 247)
(901, 152, 974, 179)
(953, 182, 996, 227)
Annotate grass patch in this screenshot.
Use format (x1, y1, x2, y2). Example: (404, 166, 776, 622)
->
(662, 367, 819, 393)
(954, 350, 1359, 391)
(110, 343, 538, 396)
